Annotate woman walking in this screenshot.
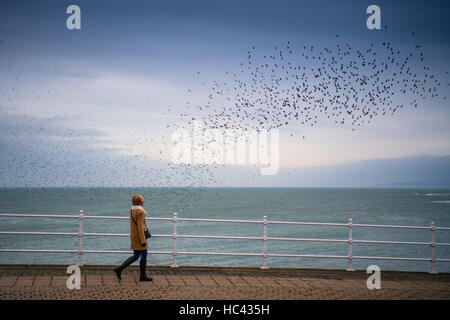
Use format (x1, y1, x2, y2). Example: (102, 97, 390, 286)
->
(114, 194, 152, 281)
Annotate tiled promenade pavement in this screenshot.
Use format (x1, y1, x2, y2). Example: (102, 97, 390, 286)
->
(0, 265, 449, 300)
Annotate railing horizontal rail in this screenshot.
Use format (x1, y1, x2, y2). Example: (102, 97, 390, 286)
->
(177, 217, 262, 224)
(177, 251, 262, 257)
(0, 231, 78, 236)
(267, 220, 348, 227)
(0, 213, 78, 219)
(83, 215, 173, 222)
(0, 249, 77, 253)
(0, 214, 174, 222)
(82, 250, 173, 255)
(267, 253, 347, 259)
(83, 233, 128, 237)
(436, 242, 450, 247)
(0, 249, 174, 255)
(352, 223, 430, 230)
(353, 255, 430, 262)
(83, 233, 172, 238)
(267, 237, 348, 243)
(353, 239, 430, 246)
(178, 234, 262, 240)
(82, 216, 128, 220)
(5, 231, 446, 247)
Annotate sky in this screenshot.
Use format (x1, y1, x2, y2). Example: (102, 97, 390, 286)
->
(0, 0, 449, 187)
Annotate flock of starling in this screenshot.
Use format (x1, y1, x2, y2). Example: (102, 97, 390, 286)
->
(161, 32, 449, 188)
(180, 33, 447, 137)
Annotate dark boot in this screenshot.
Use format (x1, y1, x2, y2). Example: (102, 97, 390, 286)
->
(139, 260, 153, 281)
(114, 256, 135, 280)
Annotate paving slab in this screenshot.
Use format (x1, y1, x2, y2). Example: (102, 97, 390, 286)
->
(0, 276, 17, 287)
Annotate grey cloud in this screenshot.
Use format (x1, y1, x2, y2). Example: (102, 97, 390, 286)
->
(0, 112, 106, 139)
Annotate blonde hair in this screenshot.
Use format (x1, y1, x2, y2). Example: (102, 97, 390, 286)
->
(131, 194, 144, 206)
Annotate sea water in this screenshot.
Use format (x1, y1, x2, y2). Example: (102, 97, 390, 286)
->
(0, 187, 449, 272)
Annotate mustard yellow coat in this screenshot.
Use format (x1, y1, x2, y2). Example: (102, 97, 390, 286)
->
(129, 208, 148, 250)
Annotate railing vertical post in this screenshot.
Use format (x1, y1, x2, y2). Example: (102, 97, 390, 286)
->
(77, 210, 83, 266)
(171, 212, 179, 268)
(261, 216, 268, 270)
(430, 222, 437, 274)
(347, 218, 354, 271)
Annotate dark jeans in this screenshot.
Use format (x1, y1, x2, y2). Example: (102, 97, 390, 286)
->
(129, 250, 147, 263)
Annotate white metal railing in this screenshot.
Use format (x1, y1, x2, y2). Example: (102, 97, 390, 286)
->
(0, 211, 449, 273)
